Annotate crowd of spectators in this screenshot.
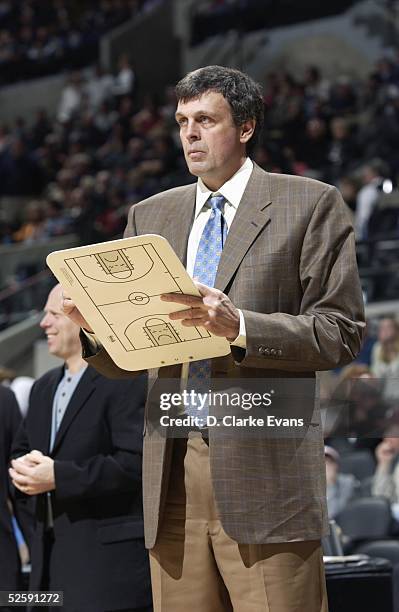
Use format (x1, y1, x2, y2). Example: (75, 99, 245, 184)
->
(321, 314, 399, 531)
(0, 0, 158, 85)
(0, 57, 188, 249)
(2, 53, 399, 254)
(255, 56, 399, 243)
(259, 58, 399, 182)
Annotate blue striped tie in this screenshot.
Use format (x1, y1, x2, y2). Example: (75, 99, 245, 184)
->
(187, 195, 227, 425)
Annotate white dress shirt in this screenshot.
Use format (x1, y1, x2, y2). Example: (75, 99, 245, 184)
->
(186, 157, 253, 349)
(178, 157, 252, 384)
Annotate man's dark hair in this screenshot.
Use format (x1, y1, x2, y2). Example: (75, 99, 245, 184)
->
(175, 65, 264, 154)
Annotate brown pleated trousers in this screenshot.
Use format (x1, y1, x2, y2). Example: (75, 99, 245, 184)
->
(149, 434, 329, 612)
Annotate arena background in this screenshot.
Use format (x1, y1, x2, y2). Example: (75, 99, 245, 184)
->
(1, 1, 399, 609)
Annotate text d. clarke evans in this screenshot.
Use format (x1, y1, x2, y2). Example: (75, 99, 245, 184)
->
(159, 415, 305, 428)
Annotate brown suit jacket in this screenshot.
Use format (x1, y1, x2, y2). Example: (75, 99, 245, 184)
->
(83, 164, 365, 548)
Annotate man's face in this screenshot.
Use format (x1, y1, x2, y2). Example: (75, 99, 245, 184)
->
(40, 285, 81, 360)
(175, 91, 252, 190)
(378, 318, 398, 343)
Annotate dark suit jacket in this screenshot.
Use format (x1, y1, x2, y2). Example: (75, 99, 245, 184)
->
(0, 384, 29, 590)
(11, 366, 152, 612)
(82, 164, 365, 548)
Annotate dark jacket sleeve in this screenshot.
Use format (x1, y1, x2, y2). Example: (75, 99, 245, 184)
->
(10, 416, 31, 461)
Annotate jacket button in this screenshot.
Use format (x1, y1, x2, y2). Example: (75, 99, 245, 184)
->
(264, 348, 270, 356)
(258, 346, 264, 353)
(277, 349, 282, 357)
(270, 348, 277, 356)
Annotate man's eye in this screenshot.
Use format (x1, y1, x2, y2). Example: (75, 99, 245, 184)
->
(177, 118, 187, 127)
(199, 116, 210, 123)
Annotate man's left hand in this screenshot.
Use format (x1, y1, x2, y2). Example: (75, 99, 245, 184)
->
(161, 281, 240, 341)
(9, 450, 55, 495)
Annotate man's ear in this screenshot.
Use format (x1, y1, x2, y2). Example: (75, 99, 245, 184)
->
(239, 119, 256, 144)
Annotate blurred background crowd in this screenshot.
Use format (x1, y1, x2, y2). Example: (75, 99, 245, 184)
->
(1, 50, 399, 246)
(0, 0, 157, 84)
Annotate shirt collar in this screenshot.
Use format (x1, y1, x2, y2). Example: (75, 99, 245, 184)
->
(62, 363, 88, 380)
(195, 157, 253, 219)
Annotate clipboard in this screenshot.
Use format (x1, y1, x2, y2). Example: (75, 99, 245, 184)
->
(47, 234, 230, 370)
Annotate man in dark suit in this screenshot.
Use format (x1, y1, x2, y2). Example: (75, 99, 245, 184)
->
(64, 66, 365, 611)
(0, 384, 33, 606)
(10, 284, 152, 612)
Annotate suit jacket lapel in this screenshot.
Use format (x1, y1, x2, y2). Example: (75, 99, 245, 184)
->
(51, 366, 97, 455)
(161, 183, 196, 266)
(215, 164, 273, 293)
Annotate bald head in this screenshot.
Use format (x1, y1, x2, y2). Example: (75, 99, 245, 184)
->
(40, 284, 82, 362)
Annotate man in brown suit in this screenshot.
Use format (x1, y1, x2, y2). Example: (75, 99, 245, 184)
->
(64, 66, 365, 611)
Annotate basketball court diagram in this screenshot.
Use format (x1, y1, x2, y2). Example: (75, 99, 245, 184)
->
(63, 242, 211, 352)
(47, 235, 230, 370)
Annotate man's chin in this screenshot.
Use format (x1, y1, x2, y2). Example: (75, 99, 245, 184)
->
(47, 344, 59, 357)
(186, 160, 208, 177)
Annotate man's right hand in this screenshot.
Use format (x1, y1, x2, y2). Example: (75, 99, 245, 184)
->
(61, 290, 94, 332)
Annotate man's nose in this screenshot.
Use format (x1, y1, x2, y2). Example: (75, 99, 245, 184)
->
(40, 314, 49, 328)
(185, 120, 200, 142)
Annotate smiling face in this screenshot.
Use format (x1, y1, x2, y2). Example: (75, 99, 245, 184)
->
(40, 284, 81, 360)
(175, 91, 255, 191)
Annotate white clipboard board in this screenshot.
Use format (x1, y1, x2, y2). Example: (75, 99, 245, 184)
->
(47, 234, 230, 371)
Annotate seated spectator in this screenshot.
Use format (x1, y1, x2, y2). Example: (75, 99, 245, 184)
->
(297, 118, 329, 178)
(338, 175, 359, 214)
(57, 72, 83, 123)
(328, 76, 357, 115)
(372, 426, 399, 506)
(303, 65, 330, 111)
(112, 53, 135, 97)
(85, 63, 114, 110)
(326, 117, 358, 183)
(371, 317, 399, 403)
(30, 108, 52, 149)
(355, 159, 387, 240)
(327, 364, 387, 448)
(325, 445, 359, 519)
(94, 187, 126, 240)
(13, 200, 46, 243)
(0, 137, 43, 196)
(42, 200, 73, 238)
